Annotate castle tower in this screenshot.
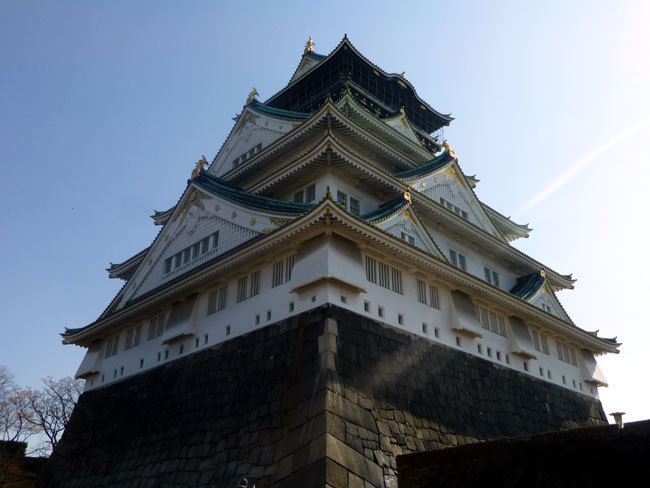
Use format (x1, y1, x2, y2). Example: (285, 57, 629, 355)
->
(42, 37, 618, 488)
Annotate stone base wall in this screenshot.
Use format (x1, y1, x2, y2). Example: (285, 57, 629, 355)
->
(39, 305, 606, 488)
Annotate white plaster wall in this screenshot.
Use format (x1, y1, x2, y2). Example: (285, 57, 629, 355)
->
(82, 239, 599, 399)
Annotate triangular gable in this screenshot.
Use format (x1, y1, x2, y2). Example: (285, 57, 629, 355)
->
(289, 51, 327, 83)
(509, 271, 571, 322)
(209, 100, 309, 178)
(398, 155, 504, 241)
(105, 175, 313, 316)
(365, 197, 445, 259)
(382, 109, 424, 146)
(530, 282, 570, 322)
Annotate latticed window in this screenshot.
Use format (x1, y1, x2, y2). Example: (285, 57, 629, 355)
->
(449, 249, 466, 271)
(350, 197, 360, 216)
(400, 231, 416, 246)
(293, 190, 304, 203)
(212, 231, 219, 250)
(337, 190, 347, 207)
(483, 266, 500, 287)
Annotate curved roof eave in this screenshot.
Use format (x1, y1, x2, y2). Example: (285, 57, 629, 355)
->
(264, 36, 453, 128)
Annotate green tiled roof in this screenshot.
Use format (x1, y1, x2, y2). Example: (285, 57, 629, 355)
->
(193, 171, 315, 214)
(393, 151, 455, 179)
(509, 272, 545, 300)
(248, 99, 310, 120)
(363, 198, 409, 222)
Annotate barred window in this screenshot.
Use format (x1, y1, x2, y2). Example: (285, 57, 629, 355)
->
(212, 231, 219, 250)
(475, 305, 507, 337)
(378, 262, 390, 288)
(164, 258, 172, 274)
(366, 256, 403, 295)
(250, 270, 260, 297)
(391, 268, 402, 294)
(148, 314, 165, 340)
(557, 341, 578, 366)
(105, 335, 119, 358)
(365, 256, 377, 283)
(305, 184, 316, 203)
(417, 279, 427, 304)
(237, 276, 248, 303)
(207, 286, 227, 315)
(531, 330, 550, 354)
(125, 328, 134, 350)
(272, 255, 295, 287)
(429, 284, 440, 309)
(272, 259, 284, 288)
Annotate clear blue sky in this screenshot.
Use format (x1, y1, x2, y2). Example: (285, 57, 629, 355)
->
(1, 1, 649, 422)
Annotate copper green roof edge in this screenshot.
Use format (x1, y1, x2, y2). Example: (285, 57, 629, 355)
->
(306, 51, 327, 61)
(509, 272, 545, 300)
(362, 198, 409, 222)
(248, 99, 310, 120)
(106, 247, 150, 272)
(193, 171, 315, 214)
(393, 152, 455, 179)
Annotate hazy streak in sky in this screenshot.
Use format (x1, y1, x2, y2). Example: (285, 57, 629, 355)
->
(517, 120, 649, 216)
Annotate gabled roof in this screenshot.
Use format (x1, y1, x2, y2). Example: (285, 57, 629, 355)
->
(363, 197, 409, 222)
(265, 36, 453, 134)
(193, 171, 314, 214)
(106, 247, 149, 280)
(393, 151, 456, 180)
(247, 99, 311, 121)
(62, 195, 619, 354)
(510, 272, 546, 300)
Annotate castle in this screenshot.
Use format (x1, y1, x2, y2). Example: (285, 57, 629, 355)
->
(45, 37, 618, 488)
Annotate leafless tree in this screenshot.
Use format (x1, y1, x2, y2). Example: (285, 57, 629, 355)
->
(0, 366, 40, 486)
(23, 376, 84, 454)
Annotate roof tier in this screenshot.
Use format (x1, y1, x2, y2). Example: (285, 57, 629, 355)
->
(266, 37, 452, 134)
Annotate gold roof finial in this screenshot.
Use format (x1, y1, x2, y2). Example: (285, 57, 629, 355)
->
(400, 71, 405, 77)
(442, 140, 456, 159)
(246, 88, 259, 105)
(403, 191, 412, 204)
(191, 155, 208, 179)
(540, 269, 546, 278)
(304, 36, 315, 54)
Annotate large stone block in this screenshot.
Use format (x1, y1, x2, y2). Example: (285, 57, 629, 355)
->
(40, 305, 605, 488)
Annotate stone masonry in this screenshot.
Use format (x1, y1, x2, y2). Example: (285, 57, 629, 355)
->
(39, 305, 606, 487)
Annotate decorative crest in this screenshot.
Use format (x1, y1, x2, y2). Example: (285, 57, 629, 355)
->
(403, 191, 412, 204)
(399, 106, 406, 116)
(191, 155, 208, 179)
(304, 36, 315, 54)
(246, 88, 259, 105)
(442, 140, 456, 159)
(540, 269, 546, 278)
